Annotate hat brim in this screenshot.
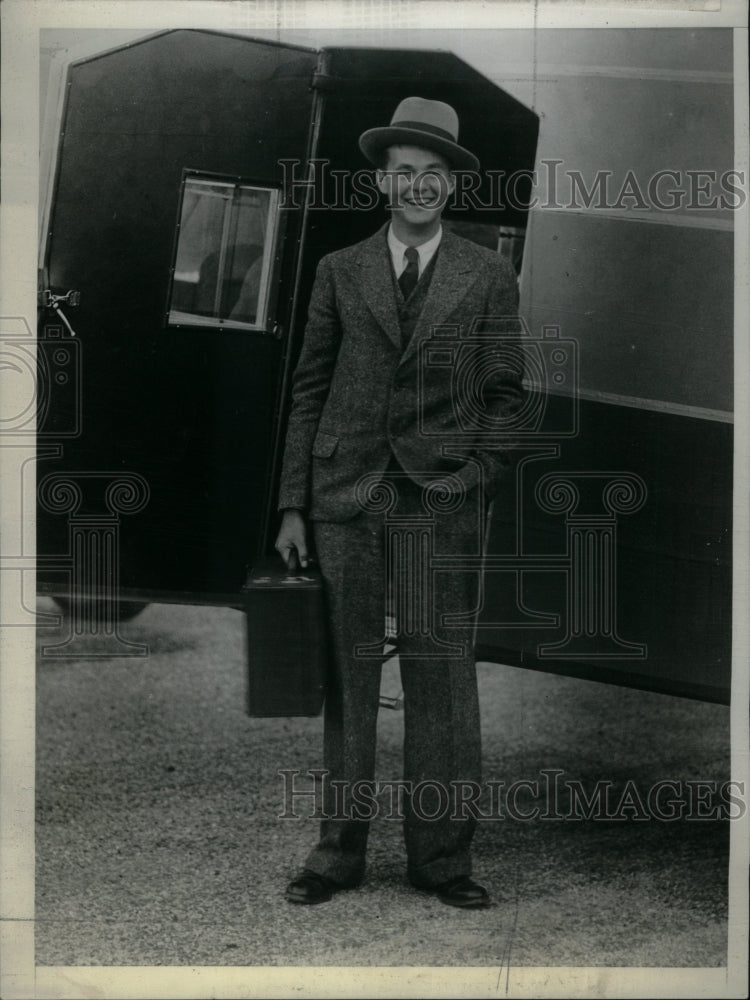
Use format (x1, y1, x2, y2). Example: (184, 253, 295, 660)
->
(359, 126, 479, 172)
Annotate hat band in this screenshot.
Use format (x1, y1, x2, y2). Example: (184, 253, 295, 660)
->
(389, 120, 457, 144)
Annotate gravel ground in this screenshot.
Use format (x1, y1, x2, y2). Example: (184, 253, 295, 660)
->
(35, 599, 730, 968)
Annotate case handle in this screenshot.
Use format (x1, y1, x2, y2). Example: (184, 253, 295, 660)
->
(286, 549, 300, 576)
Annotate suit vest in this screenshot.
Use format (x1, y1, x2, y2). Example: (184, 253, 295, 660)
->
(393, 248, 440, 348)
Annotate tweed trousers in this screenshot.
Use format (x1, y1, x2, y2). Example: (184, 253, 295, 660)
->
(304, 461, 486, 888)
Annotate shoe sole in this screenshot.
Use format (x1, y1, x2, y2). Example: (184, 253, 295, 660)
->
(285, 888, 334, 904)
(438, 896, 491, 908)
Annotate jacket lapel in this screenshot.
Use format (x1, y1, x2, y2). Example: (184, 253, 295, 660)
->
(402, 230, 479, 363)
(347, 224, 402, 350)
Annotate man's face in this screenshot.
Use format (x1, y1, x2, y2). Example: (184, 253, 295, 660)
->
(376, 144, 455, 228)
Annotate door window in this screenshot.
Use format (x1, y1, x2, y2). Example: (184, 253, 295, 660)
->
(168, 177, 280, 331)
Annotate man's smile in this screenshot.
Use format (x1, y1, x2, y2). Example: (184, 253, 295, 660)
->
(403, 192, 442, 208)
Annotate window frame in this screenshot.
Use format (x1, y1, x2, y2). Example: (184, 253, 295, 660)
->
(165, 169, 285, 335)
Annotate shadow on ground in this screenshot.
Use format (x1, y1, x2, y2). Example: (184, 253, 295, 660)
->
(35, 600, 730, 967)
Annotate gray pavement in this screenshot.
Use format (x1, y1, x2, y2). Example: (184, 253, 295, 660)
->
(35, 599, 730, 968)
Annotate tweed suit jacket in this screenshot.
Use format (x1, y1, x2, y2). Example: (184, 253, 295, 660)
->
(278, 223, 525, 522)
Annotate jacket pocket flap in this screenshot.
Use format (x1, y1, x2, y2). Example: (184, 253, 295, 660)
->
(312, 431, 339, 458)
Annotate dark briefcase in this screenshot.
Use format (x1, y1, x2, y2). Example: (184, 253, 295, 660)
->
(240, 555, 328, 717)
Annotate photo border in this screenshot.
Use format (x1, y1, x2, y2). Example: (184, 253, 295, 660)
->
(1, 2, 748, 997)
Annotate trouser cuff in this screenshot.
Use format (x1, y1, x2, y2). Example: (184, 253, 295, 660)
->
(303, 847, 366, 888)
(407, 852, 472, 889)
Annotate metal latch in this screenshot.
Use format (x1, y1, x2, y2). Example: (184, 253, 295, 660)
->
(40, 289, 80, 309)
(39, 288, 80, 336)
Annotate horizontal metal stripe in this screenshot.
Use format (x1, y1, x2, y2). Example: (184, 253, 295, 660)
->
(533, 206, 735, 232)
(490, 65, 733, 86)
(474, 646, 730, 707)
(535, 384, 734, 423)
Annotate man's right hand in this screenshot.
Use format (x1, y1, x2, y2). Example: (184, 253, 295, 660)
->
(275, 509, 309, 569)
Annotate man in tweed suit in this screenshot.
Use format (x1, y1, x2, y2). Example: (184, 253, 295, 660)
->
(276, 97, 524, 907)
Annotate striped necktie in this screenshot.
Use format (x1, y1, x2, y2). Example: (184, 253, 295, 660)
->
(398, 246, 419, 300)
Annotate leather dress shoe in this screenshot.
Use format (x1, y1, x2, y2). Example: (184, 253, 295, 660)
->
(433, 876, 490, 908)
(285, 870, 340, 905)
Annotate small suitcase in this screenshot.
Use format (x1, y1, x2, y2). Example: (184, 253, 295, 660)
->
(241, 554, 328, 717)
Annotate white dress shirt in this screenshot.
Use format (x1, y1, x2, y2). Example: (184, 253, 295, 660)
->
(387, 225, 443, 280)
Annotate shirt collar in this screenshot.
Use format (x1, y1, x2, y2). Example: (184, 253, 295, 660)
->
(387, 224, 443, 274)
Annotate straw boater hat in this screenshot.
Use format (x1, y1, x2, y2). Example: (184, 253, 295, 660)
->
(359, 96, 479, 172)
